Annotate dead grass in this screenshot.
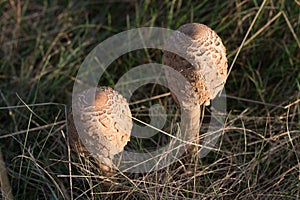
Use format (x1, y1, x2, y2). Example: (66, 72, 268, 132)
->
(0, 0, 299, 199)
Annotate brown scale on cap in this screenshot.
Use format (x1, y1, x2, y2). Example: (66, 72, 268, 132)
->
(68, 86, 132, 172)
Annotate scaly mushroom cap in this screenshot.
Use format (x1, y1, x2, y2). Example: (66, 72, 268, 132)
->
(68, 86, 132, 171)
(163, 23, 228, 106)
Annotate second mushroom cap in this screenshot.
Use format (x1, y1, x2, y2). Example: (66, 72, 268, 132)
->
(69, 86, 132, 170)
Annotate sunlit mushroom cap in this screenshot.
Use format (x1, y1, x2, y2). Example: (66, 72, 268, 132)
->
(163, 23, 228, 106)
(68, 86, 132, 170)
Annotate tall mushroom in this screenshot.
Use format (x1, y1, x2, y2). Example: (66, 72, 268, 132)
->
(68, 86, 132, 172)
(163, 23, 228, 152)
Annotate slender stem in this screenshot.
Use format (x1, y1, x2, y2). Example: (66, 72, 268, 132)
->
(181, 104, 201, 152)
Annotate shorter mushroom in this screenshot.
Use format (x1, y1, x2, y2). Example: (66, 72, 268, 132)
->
(68, 86, 132, 172)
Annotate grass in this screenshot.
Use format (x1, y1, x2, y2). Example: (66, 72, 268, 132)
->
(0, 0, 299, 199)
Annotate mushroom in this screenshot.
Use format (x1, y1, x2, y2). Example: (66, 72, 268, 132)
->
(162, 23, 228, 152)
(68, 86, 132, 172)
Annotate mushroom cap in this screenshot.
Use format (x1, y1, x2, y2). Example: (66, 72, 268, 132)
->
(163, 23, 228, 106)
(68, 86, 132, 170)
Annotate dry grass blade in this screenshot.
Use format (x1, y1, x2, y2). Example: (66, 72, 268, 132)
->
(284, 99, 300, 109)
(0, 121, 66, 139)
(282, 11, 300, 48)
(0, 148, 14, 200)
(227, 0, 268, 77)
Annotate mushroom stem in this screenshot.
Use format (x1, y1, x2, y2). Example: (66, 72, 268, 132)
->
(181, 105, 201, 152)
